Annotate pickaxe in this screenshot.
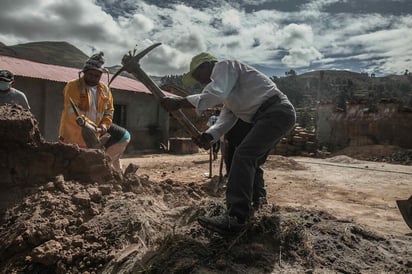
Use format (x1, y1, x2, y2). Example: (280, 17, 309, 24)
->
(109, 43, 201, 137)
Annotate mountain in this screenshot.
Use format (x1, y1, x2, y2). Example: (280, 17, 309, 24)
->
(0, 41, 89, 69)
(0, 41, 132, 76)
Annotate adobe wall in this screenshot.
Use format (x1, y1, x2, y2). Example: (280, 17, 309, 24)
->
(317, 101, 412, 150)
(0, 105, 119, 186)
(0, 104, 121, 214)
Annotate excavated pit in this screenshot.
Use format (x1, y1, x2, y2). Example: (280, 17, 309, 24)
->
(0, 104, 411, 274)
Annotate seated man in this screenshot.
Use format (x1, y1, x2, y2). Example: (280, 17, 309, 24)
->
(59, 51, 114, 148)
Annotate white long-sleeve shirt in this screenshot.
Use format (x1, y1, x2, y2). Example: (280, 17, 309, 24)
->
(186, 60, 283, 141)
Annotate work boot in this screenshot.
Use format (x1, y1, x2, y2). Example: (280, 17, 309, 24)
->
(252, 197, 268, 211)
(198, 214, 246, 235)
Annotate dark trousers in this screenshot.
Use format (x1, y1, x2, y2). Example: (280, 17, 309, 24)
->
(224, 119, 268, 205)
(224, 119, 252, 174)
(223, 119, 268, 202)
(226, 95, 296, 222)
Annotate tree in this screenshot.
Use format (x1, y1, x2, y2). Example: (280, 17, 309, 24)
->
(285, 69, 297, 76)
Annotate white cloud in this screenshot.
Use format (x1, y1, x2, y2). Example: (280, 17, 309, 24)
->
(277, 24, 315, 49)
(275, 24, 323, 67)
(302, 0, 343, 11)
(221, 9, 242, 28)
(0, 0, 411, 76)
(344, 27, 412, 74)
(125, 14, 154, 32)
(282, 46, 323, 67)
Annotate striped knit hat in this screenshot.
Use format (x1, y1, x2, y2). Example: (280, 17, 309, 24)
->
(82, 52, 107, 72)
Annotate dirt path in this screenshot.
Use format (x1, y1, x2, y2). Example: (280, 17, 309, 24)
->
(122, 153, 412, 236)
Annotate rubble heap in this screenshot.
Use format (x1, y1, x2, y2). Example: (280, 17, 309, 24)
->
(369, 149, 412, 165)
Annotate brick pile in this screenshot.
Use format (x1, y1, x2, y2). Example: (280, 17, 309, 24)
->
(273, 126, 318, 156)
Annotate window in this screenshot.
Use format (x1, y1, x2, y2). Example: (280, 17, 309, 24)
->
(113, 104, 127, 127)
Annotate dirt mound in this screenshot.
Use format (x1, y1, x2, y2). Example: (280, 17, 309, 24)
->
(333, 145, 412, 164)
(0, 174, 208, 273)
(325, 155, 363, 164)
(1, 176, 410, 273)
(263, 155, 307, 170)
(141, 204, 411, 274)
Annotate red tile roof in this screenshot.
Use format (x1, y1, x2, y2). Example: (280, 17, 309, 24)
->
(0, 55, 160, 95)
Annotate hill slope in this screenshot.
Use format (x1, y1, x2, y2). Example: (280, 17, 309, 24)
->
(0, 41, 89, 69)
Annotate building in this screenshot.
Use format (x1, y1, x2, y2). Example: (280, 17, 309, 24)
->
(316, 100, 412, 150)
(0, 55, 169, 153)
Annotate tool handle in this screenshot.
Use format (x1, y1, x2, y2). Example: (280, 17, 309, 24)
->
(128, 64, 201, 137)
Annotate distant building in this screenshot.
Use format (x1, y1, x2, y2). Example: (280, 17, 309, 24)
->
(316, 100, 412, 150)
(0, 55, 170, 153)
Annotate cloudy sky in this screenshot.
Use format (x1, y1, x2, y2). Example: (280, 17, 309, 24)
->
(0, 0, 411, 77)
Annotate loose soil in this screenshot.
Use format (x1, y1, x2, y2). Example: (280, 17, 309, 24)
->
(0, 105, 411, 273)
(122, 151, 412, 237)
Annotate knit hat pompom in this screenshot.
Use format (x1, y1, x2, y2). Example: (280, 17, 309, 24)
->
(82, 51, 106, 72)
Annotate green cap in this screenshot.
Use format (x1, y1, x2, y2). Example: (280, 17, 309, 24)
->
(182, 52, 218, 86)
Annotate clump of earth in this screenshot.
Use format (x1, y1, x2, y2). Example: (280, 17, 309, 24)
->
(0, 104, 411, 273)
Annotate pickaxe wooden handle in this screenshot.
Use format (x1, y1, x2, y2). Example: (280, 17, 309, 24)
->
(110, 43, 201, 137)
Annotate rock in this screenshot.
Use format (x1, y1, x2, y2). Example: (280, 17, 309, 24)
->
(124, 163, 139, 176)
(44, 182, 55, 191)
(54, 175, 69, 193)
(72, 193, 91, 207)
(31, 240, 62, 265)
(71, 235, 84, 248)
(98, 185, 112, 195)
(87, 188, 102, 203)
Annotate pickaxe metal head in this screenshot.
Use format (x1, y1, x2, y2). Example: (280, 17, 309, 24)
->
(109, 43, 162, 86)
(396, 196, 412, 230)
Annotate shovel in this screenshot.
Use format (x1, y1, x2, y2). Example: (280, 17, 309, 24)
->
(69, 97, 105, 149)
